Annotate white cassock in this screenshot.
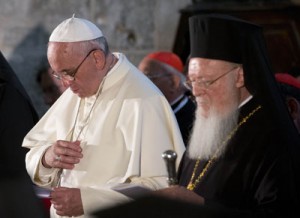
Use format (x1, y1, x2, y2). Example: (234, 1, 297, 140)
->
(23, 53, 186, 218)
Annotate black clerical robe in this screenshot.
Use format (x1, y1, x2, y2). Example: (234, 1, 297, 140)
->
(172, 94, 196, 146)
(0, 52, 39, 172)
(178, 97, 299, 217)
(0, 52, 45, 217)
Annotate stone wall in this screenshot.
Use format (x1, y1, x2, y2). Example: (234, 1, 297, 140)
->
(0, 0, 190, 116)
(0, 0, 299, 116)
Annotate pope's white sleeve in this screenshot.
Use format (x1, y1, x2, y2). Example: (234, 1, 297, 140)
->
(25, 145, 60, 187)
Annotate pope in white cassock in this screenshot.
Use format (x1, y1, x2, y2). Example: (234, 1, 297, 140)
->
(22, 15, 185, 218)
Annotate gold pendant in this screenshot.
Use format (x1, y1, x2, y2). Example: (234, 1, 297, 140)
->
(187, 183, 195, 191)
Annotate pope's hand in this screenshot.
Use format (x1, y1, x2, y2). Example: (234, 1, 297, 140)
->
(42, 140, 83, 169)
(51, 187, 84, 216)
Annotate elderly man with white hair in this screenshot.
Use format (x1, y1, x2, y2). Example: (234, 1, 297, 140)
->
(153, 14, 300, 218)
(22, 15, 185, 218)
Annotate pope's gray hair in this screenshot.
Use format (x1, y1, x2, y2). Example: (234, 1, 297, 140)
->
(75, 36, 109, 57)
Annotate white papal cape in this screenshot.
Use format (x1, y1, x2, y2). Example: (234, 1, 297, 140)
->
(23, 53, 185, 218)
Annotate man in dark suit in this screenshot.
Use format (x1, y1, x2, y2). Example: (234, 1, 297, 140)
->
(139, 51, 196, 146)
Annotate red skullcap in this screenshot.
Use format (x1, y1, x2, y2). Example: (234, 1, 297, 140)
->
(146, 51, 184, 73)
(275, 73, 300, 89)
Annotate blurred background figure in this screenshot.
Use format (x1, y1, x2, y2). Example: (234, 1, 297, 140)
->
(36, 64, 67, 106)
(0, 51, 39, 172)
(138, 51, 196, 146)
(275, 73, 300, 133)
(0, 51, 46, 217)
(287, 66, 300, 82)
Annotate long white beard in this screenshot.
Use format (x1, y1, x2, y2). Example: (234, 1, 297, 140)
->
(187, 107, 239, 160)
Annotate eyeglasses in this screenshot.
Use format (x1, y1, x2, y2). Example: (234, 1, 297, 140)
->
(184, 66, 239, 90)
(51, 49, 97, 81)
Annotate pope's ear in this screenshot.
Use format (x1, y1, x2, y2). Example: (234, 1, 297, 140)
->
(236, 67, 245, 88)
(93, 50, 106, 69)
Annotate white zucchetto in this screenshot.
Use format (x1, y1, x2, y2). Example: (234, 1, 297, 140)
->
(49, 14, 103, 42)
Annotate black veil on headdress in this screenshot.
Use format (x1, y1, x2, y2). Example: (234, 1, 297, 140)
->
(189, 14, 300, 195)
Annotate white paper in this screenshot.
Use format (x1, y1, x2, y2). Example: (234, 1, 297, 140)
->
(111, 183, 152, 199)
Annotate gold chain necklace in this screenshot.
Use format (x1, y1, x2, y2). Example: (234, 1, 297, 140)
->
(187, 105, 262, 191)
